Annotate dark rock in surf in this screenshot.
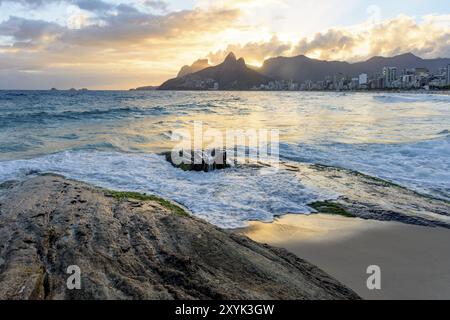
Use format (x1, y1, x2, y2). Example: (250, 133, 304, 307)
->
(163, 149, 230, 172)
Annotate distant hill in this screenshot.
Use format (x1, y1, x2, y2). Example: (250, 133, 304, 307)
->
(132, 85, 158, 91)
(153, 52, 450, 91)
(159, 53, 271, 90)
(177, 59, 211, 78)
(350, 53, 450, 75)
(259, 55, 350, 82)
(258, 53, 450, 82)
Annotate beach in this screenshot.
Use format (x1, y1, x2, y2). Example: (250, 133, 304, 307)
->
(2, 173, 449, 300)
(238, 214, 450, 300)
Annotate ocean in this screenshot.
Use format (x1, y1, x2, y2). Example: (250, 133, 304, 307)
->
(1, 90, 449, 228)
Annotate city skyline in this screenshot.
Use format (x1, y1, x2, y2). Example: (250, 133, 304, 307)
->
(0, 0, 449, 89)
(155, 51, 450, 91)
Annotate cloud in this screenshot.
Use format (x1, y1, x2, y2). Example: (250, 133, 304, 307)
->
(0, 1, 245, 88)
(74, 0, 113, 12)
(143, 0, 168, 12)
(0, 16, 63, 42)
(208, 36, 291, 64)
(0, 0, 449, 89)
(0, 0, 128, 13)
(57, 6, 240, 47)
(292, 15, 450, 61)
(0, 0, 62, 7)
(0, 0, 241, 47)
(293, 29, 361, 60)
(365, 14, 450, 59)
(208, 14, 450, 64)
(0, 0, 107, 8)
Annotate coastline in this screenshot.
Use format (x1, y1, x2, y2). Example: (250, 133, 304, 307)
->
(236, 214, 450, 300)
(1, 150, 449, 299)
(1, 166, 449, 300)
(140, 88, 450, 94)
(2, 89, 450, 96)
(231, 161, 450, 299)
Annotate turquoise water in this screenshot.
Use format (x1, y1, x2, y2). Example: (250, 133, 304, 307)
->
(1, 91, 449, 227)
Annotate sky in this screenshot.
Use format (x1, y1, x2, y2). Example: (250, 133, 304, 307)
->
(0, 0, 449, 89)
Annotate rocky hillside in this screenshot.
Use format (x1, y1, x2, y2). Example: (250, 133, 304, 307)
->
(259, 53, 450, 82)
(0, 175, 359, 300)
(159, 53, 271, 90)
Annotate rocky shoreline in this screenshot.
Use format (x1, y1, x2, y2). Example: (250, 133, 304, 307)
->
(283, 162, 450, 229)
(0, 175, 359, 300)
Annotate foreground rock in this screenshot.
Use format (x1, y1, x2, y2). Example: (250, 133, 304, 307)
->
(282, 163, 450, 228)
(0, 175, 359, 300)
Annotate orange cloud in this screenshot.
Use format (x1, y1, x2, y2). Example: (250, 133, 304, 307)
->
(0, 0, 449, 89)
(207, 15, 450, 64)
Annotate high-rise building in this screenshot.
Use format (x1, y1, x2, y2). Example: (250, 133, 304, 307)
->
(447, 64, 450, 85)
(382, 67, 398, 88)
(358, 73, 368, 87)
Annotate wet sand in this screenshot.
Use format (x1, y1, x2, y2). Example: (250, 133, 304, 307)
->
(237, 214, 450, 300)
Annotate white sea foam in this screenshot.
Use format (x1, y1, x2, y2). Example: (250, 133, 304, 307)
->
(0, 151, 334, 228)
(1, 91, 449, 225)
(280, 135, 450, 201)
(373, 94, 450, 104)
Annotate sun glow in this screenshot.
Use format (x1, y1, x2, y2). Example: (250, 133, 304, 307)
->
(0, 0, 449, 89)
(247, 60, 264, 68)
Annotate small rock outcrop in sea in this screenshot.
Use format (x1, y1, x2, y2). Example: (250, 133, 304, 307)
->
(163, 149, 230, 172)
(0, 175, 359, 300)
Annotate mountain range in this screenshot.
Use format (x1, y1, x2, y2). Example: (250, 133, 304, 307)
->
(156, 52, 450, 90)
(260, 53, 450, 82)
(159, 53, 270, 90)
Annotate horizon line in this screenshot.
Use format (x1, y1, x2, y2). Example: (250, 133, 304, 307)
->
(2, 52, 449, 91)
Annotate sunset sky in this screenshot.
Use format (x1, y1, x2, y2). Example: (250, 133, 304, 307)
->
(0, 0, 449, 89)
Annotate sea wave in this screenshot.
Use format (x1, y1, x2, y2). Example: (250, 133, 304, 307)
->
(0, 101, 244, 127)
(280, 135, 450, 201)
(373, 94, 450, 104)
(0, 150, 334, 228)
(0, 106, 171, 126)
(1, 90, 449, 223)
